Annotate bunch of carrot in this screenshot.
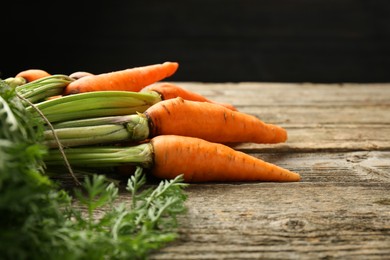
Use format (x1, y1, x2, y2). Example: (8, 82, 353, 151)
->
(11, 62, 300, 182)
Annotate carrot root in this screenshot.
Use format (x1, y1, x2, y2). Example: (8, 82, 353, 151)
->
(15, 69, 51, 83)
(63, 62, 179, 95)
(150, 135, 300, 182)
(69, 71, 94, 80)
(142, 82, 237, 111)
(146, 97, 287, 144)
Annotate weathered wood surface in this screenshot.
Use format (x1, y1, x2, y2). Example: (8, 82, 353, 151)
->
(143, 82, 390, 259)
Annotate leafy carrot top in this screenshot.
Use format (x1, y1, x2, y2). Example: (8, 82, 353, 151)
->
(0, 79, 188, 260)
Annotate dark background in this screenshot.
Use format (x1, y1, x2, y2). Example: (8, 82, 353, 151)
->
(2, 0, 390, 83)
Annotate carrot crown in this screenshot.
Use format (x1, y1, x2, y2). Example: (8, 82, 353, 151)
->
(125, 113, 149, 141)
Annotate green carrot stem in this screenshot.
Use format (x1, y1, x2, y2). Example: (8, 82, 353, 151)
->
(26, 91, 161, 123)
(44, 115, 149, 147)
(20, 81, 67, 98)
(44, 124, 131, 148)
(44, 143, 153, 168)
(16, 75, 73, 102)
(37, 96, 149, 115)
(29, 91, 161, 111)
(25, 88, 63, 104)
(41, 106, 151, 123)
(16, 74, 71, 89)
(52, 115, 137, 128)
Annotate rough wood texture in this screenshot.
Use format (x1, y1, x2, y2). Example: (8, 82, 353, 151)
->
(145, 82, 390, 259)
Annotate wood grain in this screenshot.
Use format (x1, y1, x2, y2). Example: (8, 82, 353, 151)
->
(144, 82, 390, 259)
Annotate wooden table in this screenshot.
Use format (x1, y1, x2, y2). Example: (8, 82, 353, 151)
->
(143, 82, 390, 259)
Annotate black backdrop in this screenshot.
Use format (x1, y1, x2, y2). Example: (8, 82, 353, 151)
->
(3, 0, 390, 83)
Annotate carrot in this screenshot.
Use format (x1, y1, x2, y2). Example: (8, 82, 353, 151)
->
(43, 96, 286, 147)
(44, 135, 301, 182)
(15, 69, 51, 83)
(142, 82, 237, 111)
(150, 135, 300, 182)
(69, 71, 94, 80)
(63, 62, 179, 95)
(144, 97, 287, 144)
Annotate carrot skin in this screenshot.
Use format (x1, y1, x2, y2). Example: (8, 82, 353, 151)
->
(69, 71, 94, 80)
(150, 135, 300, 182)
(145, 97, 287, 144)
(63, 62, 179, 95)
(15, 69, 51, 82)
(142, 82, 237, 111)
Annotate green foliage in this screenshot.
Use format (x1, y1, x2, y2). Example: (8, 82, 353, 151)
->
(69, 171, 187, 259)
(0, 79, 188, 260)
(0, 79, 68, 259)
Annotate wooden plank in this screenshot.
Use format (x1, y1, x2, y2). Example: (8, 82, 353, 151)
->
(176, 82, 390, 108)
(46, 82, 390, 259)
(234, 126, 390, 153)
(149, 182, 390, 260)
(148, 151, 390, 259)
(256, 151, 390, 183)
(146, 82, 390, 259)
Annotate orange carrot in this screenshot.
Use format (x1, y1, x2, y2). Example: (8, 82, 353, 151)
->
(142, 82, 237, 111)
(47, 135, 300, 182)
(63, 62, 179, 95)
(15, 69, 51, 82)
(144, 97, 287, 144)
(69, 71, 94, 80)
(152, 135, 300, 182)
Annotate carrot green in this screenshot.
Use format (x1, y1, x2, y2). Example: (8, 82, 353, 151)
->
(0, 79, 188, 259)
